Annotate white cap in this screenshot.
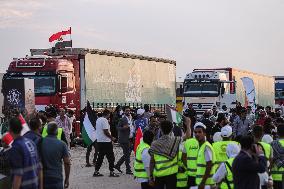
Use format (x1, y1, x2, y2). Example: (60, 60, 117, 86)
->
(213, 132, 223, 142)
(137, 108, 145, 116)
(221, 125, 233, 138)
(194, 122, 206, 130)
(262, 134, 273, 144)
(226, 143, 240, 158)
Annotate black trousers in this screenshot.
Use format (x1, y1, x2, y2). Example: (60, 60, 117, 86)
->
(115, 142, 131, 171)
(187, 176, 195, 188)
(141, 182, 155, 189)
(86, 140, 98, 164)
(95, 142, 115, 172)
(273, 181, 283, 189)
(155, 173, 177, 189)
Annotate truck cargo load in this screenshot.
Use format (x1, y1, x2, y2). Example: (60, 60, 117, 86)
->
(3, 47, 176, 123)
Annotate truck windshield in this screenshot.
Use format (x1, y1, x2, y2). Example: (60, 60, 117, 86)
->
(5, 76, 56, 96)
(34, 76, 56, 95)
(183, 80, 219, 97)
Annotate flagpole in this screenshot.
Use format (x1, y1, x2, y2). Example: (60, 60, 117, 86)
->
(70, 27, 73, 53)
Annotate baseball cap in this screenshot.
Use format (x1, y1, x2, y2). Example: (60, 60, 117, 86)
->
(221, 125, 233, 137)
(262, 134, 273, 144)
(194, 122, 206, 130)
(137, 109, 145, 116)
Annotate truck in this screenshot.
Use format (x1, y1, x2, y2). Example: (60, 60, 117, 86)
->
(275, 76, 284, 108)
(3, 47, 176, 121)
(182, 68, 275, 116)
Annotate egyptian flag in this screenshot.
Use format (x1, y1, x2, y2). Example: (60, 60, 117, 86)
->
(18, 114, 30, 135)
(134, 126, 143, 155)
(49, 27, 71, 42)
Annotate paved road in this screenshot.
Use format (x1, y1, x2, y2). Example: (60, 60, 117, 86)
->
(69, 146, 139, 189)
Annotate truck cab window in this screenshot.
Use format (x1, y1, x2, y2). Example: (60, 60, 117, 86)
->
(61, 76, 68, 93)
(59, 72, 74, 93)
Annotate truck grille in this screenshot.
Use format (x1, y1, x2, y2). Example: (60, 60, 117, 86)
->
(192, 103, 214, 115)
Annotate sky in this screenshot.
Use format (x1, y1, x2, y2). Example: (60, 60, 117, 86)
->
(0, 0, 284, 81)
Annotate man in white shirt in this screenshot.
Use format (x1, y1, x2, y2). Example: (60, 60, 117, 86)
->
(93, 109, 119, 177)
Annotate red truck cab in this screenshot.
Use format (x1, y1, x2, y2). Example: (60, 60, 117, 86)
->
(4, 55, 81, 121)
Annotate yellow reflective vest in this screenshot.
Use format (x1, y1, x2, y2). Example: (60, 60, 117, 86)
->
(220, 158, 234, 189)
(213, 141, 238, 165)
(195, 141, 216, 185)
(153, 154, 178, 178)
(42, 125, 63, 140)
(272, 139, 284, 181)
(184, 138, 199, 176)
(134, 141, 150, 179)
(176, 151, 188, 188)
(258, 142, 271, 160)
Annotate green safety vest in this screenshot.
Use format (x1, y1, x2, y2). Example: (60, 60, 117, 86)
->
(184, 138, 199, 176)
(153, 154, 178, 178)
(220, 158, 234, 189)
(176, 151, 188, 188)
(213, 141, 238, 165)
(258, 142, 271, 160)
(272, 139, 284, 181)
(134, 141, 150, 179)
(42, 125, 63, 140)
(195, 141, 216, 185)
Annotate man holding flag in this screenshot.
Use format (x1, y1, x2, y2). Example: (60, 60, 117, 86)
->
(82, 102, 98, 167)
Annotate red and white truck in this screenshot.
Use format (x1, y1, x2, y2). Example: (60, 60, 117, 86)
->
(183, 68, 275, 115)
(2, 47, 176, 121)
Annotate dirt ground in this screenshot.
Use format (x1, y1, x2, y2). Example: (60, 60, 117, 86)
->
(69, 145, 140, 189)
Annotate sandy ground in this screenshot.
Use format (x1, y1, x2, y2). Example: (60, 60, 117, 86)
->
(69, 145, 140, 189)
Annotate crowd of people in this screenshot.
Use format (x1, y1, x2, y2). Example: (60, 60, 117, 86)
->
(83, 102, 284, 189)
(1, 102, 284, 189)
(0, 106, 72, 189)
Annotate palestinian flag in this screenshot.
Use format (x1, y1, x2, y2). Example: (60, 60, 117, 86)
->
(82, 113, 96, 146)
(18, 114, 30, 135)
(166, 105, 182, 125)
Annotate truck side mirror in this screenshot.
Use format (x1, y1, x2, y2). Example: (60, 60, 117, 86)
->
(58, 75, 62, 94)
(179, 84, 183, 95)
(221, 87, 225, 95)
(58, 75, 68, 94)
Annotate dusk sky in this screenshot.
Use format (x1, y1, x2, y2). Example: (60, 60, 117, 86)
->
(1, 0, 284, 81)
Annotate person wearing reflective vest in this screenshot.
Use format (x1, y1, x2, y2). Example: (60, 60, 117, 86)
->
(42, 123, 63, 140)
(252, 125, 273, 189)
(271, 124, 284, 189)
(194, 122, 216, 188)
(213, 125, 238, 165)
(149, 118, 192, 189)
(182, 137, 199, 187)
(134, 130, 155, 189)
(177, 148, 188, 189)
(213, 143, 241, 189)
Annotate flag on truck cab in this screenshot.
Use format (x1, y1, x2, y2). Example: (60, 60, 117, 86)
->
(82, 113, 96, 146)
(18, 114, 30, 135)
(166, 105, 182, 125)
(49, 27, 71, 42)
